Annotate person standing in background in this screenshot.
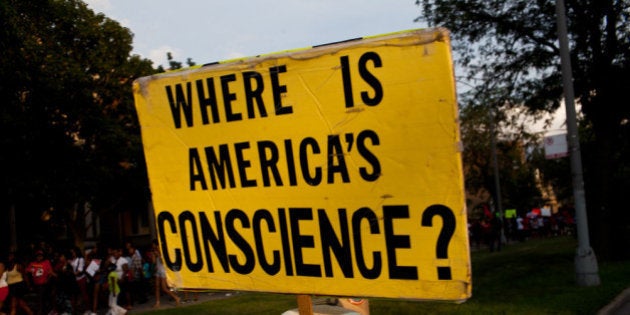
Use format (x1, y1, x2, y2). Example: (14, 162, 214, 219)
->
(0, 260, 9, 314)
(51, 250, 78, 314)
(5, 251, 33, 315)
(90, 244, 114, 315)
(126, 241, 148, 305)
(142, 251, 155, 303)
(106, 262, 127, 315)
(70, 246, 90, 313)
(151, 240, 180, 308)
(112, 244, 130, 309)
(26, 249, 56, 315)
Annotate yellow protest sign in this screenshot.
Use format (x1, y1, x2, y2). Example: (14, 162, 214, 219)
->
(133, 28, 471, 301)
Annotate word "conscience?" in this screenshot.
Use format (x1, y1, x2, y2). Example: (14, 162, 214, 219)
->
(157, 205, 450, 281)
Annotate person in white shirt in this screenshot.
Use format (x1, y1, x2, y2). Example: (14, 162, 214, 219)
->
(0, 260, 9, 312)
(70, 246, 90, 313)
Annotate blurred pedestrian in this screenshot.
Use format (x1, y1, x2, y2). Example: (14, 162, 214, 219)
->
(151, 240, 179, 308)
(90, 245, 113, 315)
(26, 249, 56, 315)
(126, 241, 147, 305)
(118, 263, 134, 310)
(106, 262, 127, 315)
(70, 246, 90, 313)
(470, 220, 482, 249)
(516, 215, 525, 242)
(0, 260, 9, 314)
(5, 251, 33, 315)
(51, 249, 77, 314)
(111, 244, 130, 310)
(142, 251, 154, 302)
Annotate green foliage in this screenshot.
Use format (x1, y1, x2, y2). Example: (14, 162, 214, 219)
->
(458, 104, 492, 195)
(459, 102, 544, 216)
(0, 0, 156, 246)
(417, 0, 630, 259)
(529, 145, 573, 204)
(140, 238, 630, 315)
(418, 0, 562, 112)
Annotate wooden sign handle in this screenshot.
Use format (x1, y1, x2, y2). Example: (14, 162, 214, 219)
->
(297, 294, 313, 315)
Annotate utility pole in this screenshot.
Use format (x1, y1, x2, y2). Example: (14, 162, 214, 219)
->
(489, 106, 506, 244)
(555, 0, 600, 286)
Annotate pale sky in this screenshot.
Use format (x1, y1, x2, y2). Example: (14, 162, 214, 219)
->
(83, 0, 567, 135)
(83, 0, 423, 68)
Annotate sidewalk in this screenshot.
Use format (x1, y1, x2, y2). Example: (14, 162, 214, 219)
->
(20, 284, 629, 314)
(115, 290, 239, 314)
(598, 287, 630, 315)
(113, 286, 630, 315)
(20, 288, 238, 315)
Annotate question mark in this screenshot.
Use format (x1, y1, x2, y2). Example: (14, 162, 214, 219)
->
(421, 204, 456, 280)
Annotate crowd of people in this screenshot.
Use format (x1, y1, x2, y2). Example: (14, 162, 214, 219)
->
(0, 239, 186, 315)
(469, 207, 577, 252)
(0, 208, 578, 314)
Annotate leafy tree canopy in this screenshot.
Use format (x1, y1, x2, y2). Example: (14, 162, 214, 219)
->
(417, 0, 630, 259)
(0, 0, 156, 247)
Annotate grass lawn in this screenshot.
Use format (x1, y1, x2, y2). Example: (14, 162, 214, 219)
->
(141, 236, 630, 314)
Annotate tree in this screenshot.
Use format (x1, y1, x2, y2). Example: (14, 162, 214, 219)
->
(156, 52, 197, 72)
(417, 0, 630, 259)
(0, 0, 156, 251)
(460, 102, 543, 217)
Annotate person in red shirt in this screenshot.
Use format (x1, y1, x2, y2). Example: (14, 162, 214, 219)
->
(26, 249, 56, 315)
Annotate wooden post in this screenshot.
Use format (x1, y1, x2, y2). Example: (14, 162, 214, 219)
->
(297, 294, 313, 315)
